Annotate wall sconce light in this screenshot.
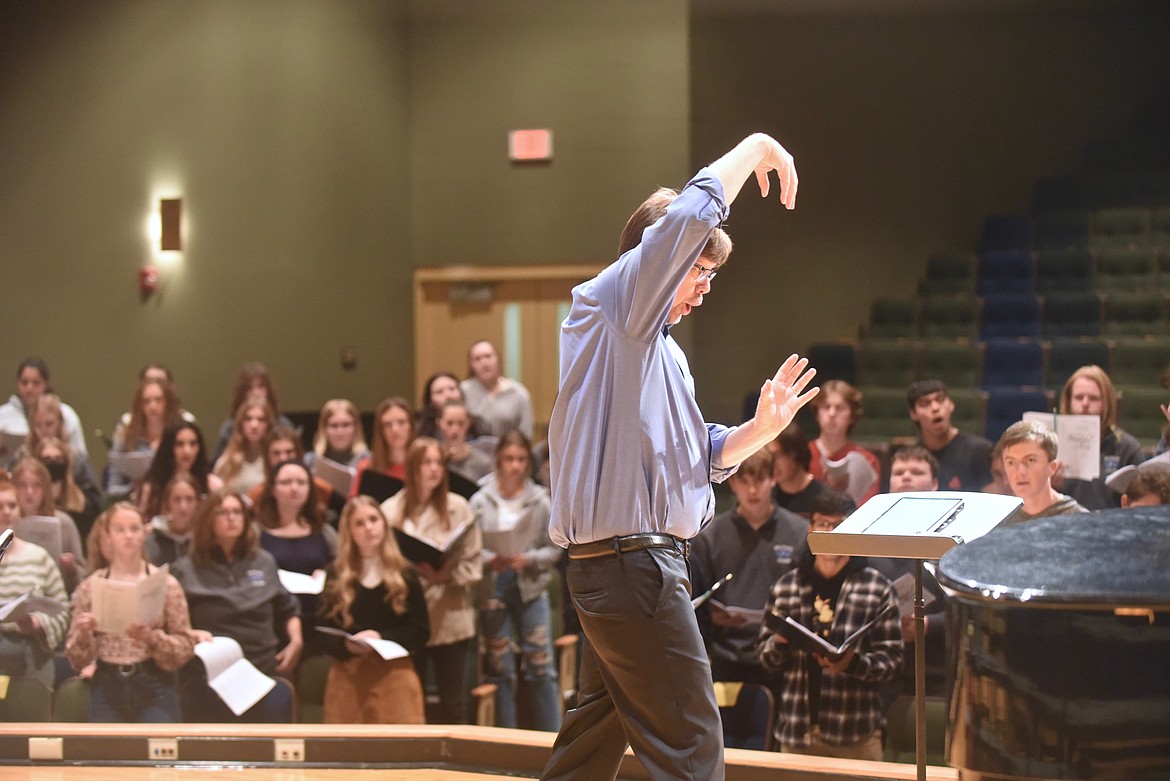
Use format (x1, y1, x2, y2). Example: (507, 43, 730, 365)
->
(159, 198, 182, 251)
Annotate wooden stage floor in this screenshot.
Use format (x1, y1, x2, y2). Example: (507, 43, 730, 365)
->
(0, 723, 957, 781)
(9, 770, 498, 781)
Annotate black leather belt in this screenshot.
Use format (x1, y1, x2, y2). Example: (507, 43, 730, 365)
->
(567, 533, 689, 560)
(97, 660, 156, 678)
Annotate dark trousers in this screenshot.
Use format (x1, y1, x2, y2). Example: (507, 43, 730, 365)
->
(541, 547, 724, 781)
(413, 638, 473, 724)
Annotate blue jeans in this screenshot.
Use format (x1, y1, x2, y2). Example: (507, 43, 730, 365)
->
(91, 662, 182, 723)
(480, 570, 562, 731)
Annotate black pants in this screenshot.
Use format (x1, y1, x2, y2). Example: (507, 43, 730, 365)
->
(541, 547, 724, 781)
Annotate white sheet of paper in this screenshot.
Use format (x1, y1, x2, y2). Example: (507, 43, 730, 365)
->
(90, 564, 169, 633)
(1022, 412, 1100, 480)
(312, 457, 356, 496)
(315, 625, 409, 661)
(194, 636, 276, 716)
(15, 515, 63, 561)
(890, 572, 938, 617)
(107, 449, 156, 482)
(278, 569, 325, 595)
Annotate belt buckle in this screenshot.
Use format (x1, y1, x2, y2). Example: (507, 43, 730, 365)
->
(680, 538, 690, 558)
(117, 663, 137, 677)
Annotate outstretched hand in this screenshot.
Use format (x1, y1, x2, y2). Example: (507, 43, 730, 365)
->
(753, 354, 819, 438)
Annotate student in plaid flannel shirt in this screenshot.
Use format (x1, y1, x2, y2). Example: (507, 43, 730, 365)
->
(758, 490, 903, 761)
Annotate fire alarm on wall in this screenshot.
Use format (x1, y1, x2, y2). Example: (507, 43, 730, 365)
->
(508, 129, 553, 162)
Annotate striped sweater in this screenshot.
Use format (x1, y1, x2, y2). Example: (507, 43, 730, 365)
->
(0, 540, 71, 653)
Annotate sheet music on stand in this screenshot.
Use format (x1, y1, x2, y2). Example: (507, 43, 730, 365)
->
(807, 491, 1021, 560)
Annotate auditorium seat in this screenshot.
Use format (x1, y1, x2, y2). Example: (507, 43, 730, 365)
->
(977, 251, 1036, 296)
(982, 340, 1044, 389)
(1110, 339, 1169, 387)
(980, 294, 1041, 340)
(0, 677, 52, 721)
(852, 387, 916, 442)
(919, 340, 982, 388)
(1118, 386, 1170, 444)
(715, 681, 775, 752)
(858, 340, 917, 388)
(1041, 292, 1102, 339)
(985, 389, 1051, 442)
(1045, 340, 1111, 388)
(295, 654, 331, 723)
(920, 296, 978, 340)
(52, 676, 91, 722)
(867, 297, 919, 339)
(1095, 249, 1159, 293)
(1032, 211, 1091, 251)
(1102, 292, 1168, 337)
(1091, 208, 1152, 251)
(921, 251, 977, 296)
(1153, 207, 1170, 251)
(884, 695, 947, 766)
(1035, 250, 1095, 294)
(947, 388, 987, 441)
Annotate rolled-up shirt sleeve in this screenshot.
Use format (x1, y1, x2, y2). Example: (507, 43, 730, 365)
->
(707, 423, 737, 484)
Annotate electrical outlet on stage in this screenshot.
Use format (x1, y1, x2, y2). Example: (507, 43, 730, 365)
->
(148, 738, 178, 760)
(274, 738, 305, 762)
(28, 737, 64, 760)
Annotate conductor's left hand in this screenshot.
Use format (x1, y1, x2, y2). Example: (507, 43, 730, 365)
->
(753, 354, 819, 439)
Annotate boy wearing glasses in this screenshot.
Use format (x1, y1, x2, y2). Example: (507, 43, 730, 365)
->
(759, 490, 903, 761)
(542, 134, 816, 781)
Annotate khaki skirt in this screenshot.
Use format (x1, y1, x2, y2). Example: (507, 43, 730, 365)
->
(323, 653, 425, 724)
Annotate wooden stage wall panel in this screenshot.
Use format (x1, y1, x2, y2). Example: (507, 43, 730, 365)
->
(0, 724, 958, 781)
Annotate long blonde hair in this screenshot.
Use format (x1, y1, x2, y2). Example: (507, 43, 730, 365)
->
(313, 399, 367, 459)
(213, 400, 275, 486)
(323, 497, 411, 627)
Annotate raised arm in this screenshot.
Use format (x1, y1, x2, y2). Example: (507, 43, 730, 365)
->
(706, 133, 798, 209)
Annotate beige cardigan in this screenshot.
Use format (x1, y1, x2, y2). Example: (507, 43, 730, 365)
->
(381, 492, 482, 646)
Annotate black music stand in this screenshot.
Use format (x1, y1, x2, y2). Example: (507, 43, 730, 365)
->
(806, 491, 1020, 781)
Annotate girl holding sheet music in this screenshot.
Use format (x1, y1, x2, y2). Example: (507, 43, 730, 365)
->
(470, 432, 562, 731)
(381, 437, 482, 724)
(317, 496, 430, 723)
(171, 490, 303, 722)
(0, 471, 70, 691)
(351, 397, 415, 497)
(255, 460, 338, 653)
(65, 503, 194, 722)
(12, 457, 85, 593)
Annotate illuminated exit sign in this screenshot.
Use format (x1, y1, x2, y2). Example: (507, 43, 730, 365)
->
(508, 129, 553, 162)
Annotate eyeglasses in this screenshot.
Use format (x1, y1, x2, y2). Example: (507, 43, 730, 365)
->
(692, 263, 719, 282)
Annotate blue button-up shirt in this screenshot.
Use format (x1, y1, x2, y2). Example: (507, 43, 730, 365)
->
(548, 168, 737, 548)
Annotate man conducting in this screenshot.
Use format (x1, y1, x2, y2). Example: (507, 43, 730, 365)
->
(541, 133, 817, 781)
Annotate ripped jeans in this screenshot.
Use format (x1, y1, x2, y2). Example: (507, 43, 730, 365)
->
(479, 570, 562, 731)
